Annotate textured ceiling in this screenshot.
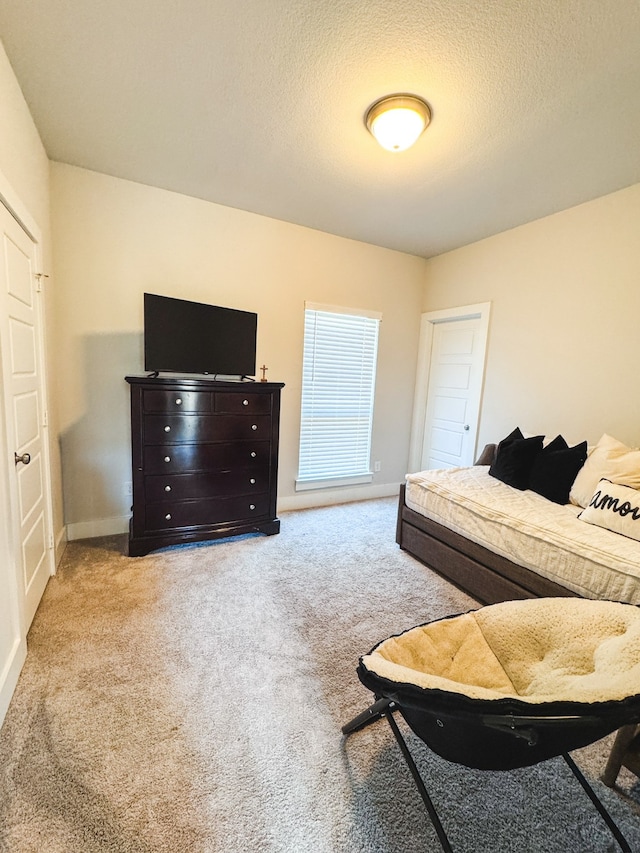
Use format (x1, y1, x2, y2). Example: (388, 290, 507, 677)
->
(1, 1, 640, 258)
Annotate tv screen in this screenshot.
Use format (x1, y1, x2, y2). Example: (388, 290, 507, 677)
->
(144, 293, 257, 377)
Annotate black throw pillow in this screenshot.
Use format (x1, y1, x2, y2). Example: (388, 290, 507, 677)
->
(528, 436, 588, 504)
(489, 427, 544, 490)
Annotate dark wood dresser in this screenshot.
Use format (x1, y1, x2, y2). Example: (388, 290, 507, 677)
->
(125, 375, 284, 556)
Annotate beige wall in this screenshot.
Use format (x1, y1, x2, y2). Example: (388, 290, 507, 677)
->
(0, 42, 65, 555)
(9, 17, 638, 541)
(422, 183, 640, 453)
(50, 163, 425, 537)
(0, 46, 49, 229)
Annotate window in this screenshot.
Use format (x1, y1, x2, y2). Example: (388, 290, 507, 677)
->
(296, 302, 381, 491)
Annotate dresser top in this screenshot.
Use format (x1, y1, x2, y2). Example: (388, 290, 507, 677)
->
(125, 374, 284, 391)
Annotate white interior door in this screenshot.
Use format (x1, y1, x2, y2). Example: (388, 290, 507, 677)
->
(409, 303, 490, 472)
(0, 404, 26, 724)
(0, 202, 53, 630)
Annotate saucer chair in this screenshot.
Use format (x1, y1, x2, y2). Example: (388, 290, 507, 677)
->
(342, 598, 640, 853)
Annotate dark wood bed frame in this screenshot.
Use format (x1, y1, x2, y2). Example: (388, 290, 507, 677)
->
(395, 443, 579, 605)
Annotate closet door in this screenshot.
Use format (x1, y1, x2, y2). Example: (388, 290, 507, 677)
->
(421, 317, 485, 469)
(408, 303, 491, 473)
(0, 202, 53, 635)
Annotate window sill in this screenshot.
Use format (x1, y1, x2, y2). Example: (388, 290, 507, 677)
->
(295, 473, 373, 492)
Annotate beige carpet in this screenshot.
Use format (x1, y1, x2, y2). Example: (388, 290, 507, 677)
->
(1, 497, 639, 852)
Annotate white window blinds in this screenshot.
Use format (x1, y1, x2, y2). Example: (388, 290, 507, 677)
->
(297, 303, 381, 490)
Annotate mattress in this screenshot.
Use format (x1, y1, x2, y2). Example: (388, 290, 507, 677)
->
(405, 466, 640, 605)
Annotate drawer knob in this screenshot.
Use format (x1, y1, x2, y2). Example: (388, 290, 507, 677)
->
(164, 456, 171, 463)
(249, 504, 256, 511)
(164, 485, 171, 492)
(251, 424, 258, 431)
(250, 451, 257, 458)
(165, 513, 172, 520)
(243, 399, 249, 406)
(164, 425, 171, 432)
(250, 478, 256, 484)
(175, 398, 182, 405)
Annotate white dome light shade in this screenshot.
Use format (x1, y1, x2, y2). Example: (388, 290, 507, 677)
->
(365, 94, 431, 152)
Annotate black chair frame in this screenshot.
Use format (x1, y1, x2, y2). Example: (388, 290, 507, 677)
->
(343, 692, 635, 853)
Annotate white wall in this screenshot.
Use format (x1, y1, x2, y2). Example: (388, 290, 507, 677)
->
(422, 183, 640, 452)
(50, 163, 426, 537)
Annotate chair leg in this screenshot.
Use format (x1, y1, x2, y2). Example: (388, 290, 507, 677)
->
(341, 696, 392, 735)
(562, 752, 631, 853)
(343, 699, 454, 851)
(384, 710, 454, 853)
(601, 725, 637, 787)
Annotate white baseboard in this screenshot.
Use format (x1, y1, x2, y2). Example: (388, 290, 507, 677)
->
(66, 515, 129, 541)
(54, 526, 67, 567)
(277, 482, 400, 512)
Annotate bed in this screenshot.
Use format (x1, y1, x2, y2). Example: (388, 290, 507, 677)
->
(396, 434, 640, 606)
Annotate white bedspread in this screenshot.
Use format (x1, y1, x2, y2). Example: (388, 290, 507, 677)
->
(405, 466, 640, 604)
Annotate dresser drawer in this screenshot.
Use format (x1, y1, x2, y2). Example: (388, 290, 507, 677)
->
(143, 389, 212, 413)
(214, 392, 272, 414)
(145, 494, 271, 530)
(143, 414, 271, 444)
(143, 441, 270, 474)
(144, 468, 268, 502)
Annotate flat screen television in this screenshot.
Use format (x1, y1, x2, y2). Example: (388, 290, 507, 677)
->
(144, 293, 257, 377)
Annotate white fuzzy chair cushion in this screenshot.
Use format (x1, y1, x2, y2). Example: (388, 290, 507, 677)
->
(363, 598, 640, 704)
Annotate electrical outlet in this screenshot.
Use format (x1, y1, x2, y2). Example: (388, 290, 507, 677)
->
(374, 461, 381, 472)
(124, 481, 133, 496)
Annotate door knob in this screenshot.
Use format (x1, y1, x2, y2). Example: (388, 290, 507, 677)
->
(463, 424, 470, 431)
(15, 451, 31, 465)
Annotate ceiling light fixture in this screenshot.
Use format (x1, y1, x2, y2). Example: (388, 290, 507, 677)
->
(365, 94, 431, 152)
